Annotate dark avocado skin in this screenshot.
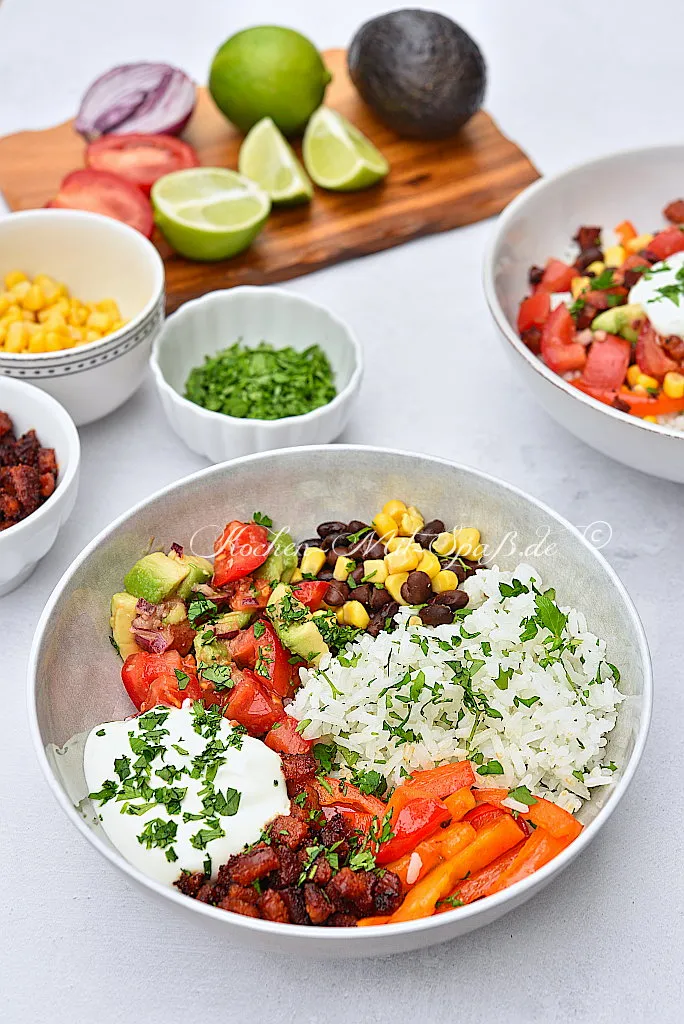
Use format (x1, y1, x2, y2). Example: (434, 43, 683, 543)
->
(348, 9, 487, 140)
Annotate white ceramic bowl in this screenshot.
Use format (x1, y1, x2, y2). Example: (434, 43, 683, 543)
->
(29, 446, 651, 958)
(484, 144, 684, 483)
(151, 286, 363, 462)
(0, 376, 80, 595)
(0, 209, 165, 426)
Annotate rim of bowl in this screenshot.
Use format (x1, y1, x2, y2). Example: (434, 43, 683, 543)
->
(0, 377, 80, 540)
(150, 286, 364, 428)
(0, 209, 165, 362)
(483, 142, 684, 442)
(27, 444, 652, 943)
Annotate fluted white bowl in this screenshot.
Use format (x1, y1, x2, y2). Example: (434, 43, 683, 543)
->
(150, 287, 363, 463)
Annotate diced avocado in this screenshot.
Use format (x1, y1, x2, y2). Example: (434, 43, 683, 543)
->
(591, 303, 644, 343)
(255, 530, 298, 584)
(214, 610, 253, 635)
(110, 592, 141, 661)
(266, 582, 329, 665)
(124, 552, 189, 605)
(175, 553, 213, 600)
(162, 602, 188, 625)
(194, 633, 231, 668)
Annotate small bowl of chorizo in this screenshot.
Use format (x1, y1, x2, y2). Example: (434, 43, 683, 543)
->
(0, 376, 80, 596)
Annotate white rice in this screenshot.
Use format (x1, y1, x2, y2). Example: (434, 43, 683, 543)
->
(288, 563, 624, 813)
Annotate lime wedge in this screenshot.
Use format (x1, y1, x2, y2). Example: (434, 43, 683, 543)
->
(151, 168, 271, 261)
(238, 117, 313, 206)
(303, 108, 389, 192)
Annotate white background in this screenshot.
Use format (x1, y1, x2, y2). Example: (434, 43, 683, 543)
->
(1, 1, 682, 1021)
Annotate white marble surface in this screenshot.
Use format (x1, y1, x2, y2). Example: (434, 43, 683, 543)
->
(1, 0, 682, 1020)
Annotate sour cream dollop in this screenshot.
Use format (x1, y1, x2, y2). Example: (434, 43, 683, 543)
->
(83, 703, 290, 885)
(629, 251, 684, 338)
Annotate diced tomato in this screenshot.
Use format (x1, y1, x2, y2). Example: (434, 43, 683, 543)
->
(47, 169, 153, 237)
(463, 803, 507, 831)
(540, 304, 587, 375)
(621, 253, 650, 274)
(321, 804, 374, 834)
(213, 521, 271, 586)
(229, 620, 294, 697)
(314, 777, 387, 818)
(635, 321, 678, 380)
(142, 671, 204, 711)
(580, 334, 631, 391)
(85, 134, 200, 195)
(614, 219, 637, 247)
(647, 226, 684, 261)
(572, 379, 684, 417)
(264, 716, 312, 754)
(121, 650, 199, 710)
(517, 291, 551, 334)
(291, 580, 329, 611)
(376, 797, 451, 865)
(225, 669, 284, 735)
(229, 575, 271, 612)
(539, 258, 576, 293)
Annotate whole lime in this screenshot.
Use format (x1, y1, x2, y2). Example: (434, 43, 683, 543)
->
(209, 26, 332, 136)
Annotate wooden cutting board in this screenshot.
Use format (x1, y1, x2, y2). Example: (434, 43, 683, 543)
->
(0, 49, 539, 313)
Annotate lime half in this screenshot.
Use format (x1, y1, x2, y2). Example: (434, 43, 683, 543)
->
(303, 108, 389, 192)
(238, 117, 313, 206)
(151, 168, 271, 261)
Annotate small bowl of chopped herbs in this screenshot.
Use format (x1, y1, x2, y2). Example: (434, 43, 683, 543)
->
(151, 286, 362, 462)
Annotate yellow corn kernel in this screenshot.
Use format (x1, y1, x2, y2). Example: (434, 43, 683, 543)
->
(407, 615, 423, 628)
(109, 319, 125, 333)
(432, 569, 459, 594)
(642, 415, 658, 423)
(39, 296, 69, 319)
(372, 511, 399, 543)
(22, 283, 46, 311)
(45, 330, 72, 351)
(453, 527, 481, 558)
(342, 600, 370, 629)
(570, 276, 589, 299)
(4, 270, 27, 290)
(362, 559, 387, 584)
(4, 321, 28, 352)
(385, 572, 410, 605)
(398, 507, 425, 537)
(469, 543, 485, 562)
(335, 606, 346, 624)
(21, 308, 36, 322)
(28, 330, 47, 352)
(382, 499, 407, 523)
(290, 567, 303, 583)
(85, 329, 102, 343)
(4, 304, 21, 322)
(69, 302, 88, 326)
(334, 555, 355, 581)
(386, 534, 415, 552)
(626, 364, 641, 388)
(300, 546, 326, 576)
(67, 326, 84, 343)
(603, 245, 625, 268)
(86, 310, 112, 332)
(11, 280, 30, 301)
(626, 233, 653, 254)
(432, 531, 457, 556)
(385, 545, 421, 574)
(96, 298, 120, 317)
(0, 325, 7, 346)
(0, 294, 11, 316)
(42, 310, 68, 330)
(586, 261, 605, 276)
(416, 550, 441, 579)
(636, 373, 659, 391)
(663, 371, 684, 399)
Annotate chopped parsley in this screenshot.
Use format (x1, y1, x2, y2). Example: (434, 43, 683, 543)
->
(187, 594, 219, 627)
(508, 785, 537, 806)
(252, 511, 273, 528)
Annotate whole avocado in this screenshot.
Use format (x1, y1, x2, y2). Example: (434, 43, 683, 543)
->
(348, 9, 487, 140)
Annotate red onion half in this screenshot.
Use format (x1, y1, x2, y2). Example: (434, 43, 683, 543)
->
(75, 63, 196, 141)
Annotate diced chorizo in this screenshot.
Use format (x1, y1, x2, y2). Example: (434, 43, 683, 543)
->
(12, 430, 39, 465)
(373, 871, 403, 914)
(37, 447, 57, 474)
(573, 226, 602, 251)
(325, 912, 358, 928)
(311, 854, 333, 887)
(223, 845, 280, 886)
(195, 883, 214, 904)
(6, 465, 40, 516)
(39, 472, 56, 499)
(575, 245, 603, 272)
(326, 867, 375, 917)
(268, 814, 311, 851)
(270, 845, 303, 888)
(258, 889, 290, 923)
(280, 886, 309, 925)
(304, 882, 332, 924)
(0, 412, 12, 439)
(280, 753, 317, 785)
(218, 894, 261, 918)
(664, 199, 684, 224)
(0, 493, 20, 520)
(174, 871, 207, 898)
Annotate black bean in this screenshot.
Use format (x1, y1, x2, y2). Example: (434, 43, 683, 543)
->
(317, 521, 348, 538)
(576, 245, 603, 272)
(528, 265, 544, 286)
(348, 535, 379, 559)
(364, 539, 387, 560)
(415, 519, 445, 548)
(298, 538, 322, 558)
(317, 568, 334, 582)
(366, 601, 399, 637)
(420, 604, 453, 626)
(350, 583, 372, 607)
(434, 589, 469, 610)
(346, 520, 368, 535)
(326, 545, 352, 567)
(440, 558, 467, 583)
(325, 580, 350, 606)
(461, 559, 484, 579)
(321, 531, 348, 551)
(349, 565, 365, 584)
(400, 570, 432, 605)
(368, 586, 389, 611)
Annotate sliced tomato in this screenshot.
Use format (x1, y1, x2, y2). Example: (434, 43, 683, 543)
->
(47, 169, 153, 237)
(376, 797, 451, 865)
(264, 716, 312, 754)
(213, 521, 271, 586)
(291, 580, 329, 611)
(539, 258, 576, 293)
(647, 226, 684, 261)
(635, 321, 678, 380)
(580, 334, 631, 391)
(228, 619, 294, 697)
(540, 304, 587, 375)
(121, 650, 202, 710)
(517, 291, 551, 334)
(572, 379, 684, 417)
(229, 575, 271, 612)
(86, 134, 200, 195)
(225, 669, 284, 735)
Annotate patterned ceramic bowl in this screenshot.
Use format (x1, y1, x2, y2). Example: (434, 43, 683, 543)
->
(0, 209, 165, 426)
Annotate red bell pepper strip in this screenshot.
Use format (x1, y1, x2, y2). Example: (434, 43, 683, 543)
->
(538, 258, 576, 293)
(376, 797, 451, 865)
(647, 226, 684, 261)
(225, 668, 284, 735)
(213, 521, 271, 586)
(540, 304, 587, 375)
(229, 620, 294, 697)
(615, 220, 637, 247)
(488, 826, 574, 894)
(635, 321, 678, 380)
(388, 760, 475, 818)
(517, 291, 551, 333)
(463, 802, 508, 832)
(472, 787, 509, 807)
(291, 579, 329, 611)
(524, 797, 583, 840)
(580, 333, 631, 392)
(435, 842, 525, 909)
(314, 777, 387, 818)
(264, 716, 312, 755)
(571, 379, 684, 417)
